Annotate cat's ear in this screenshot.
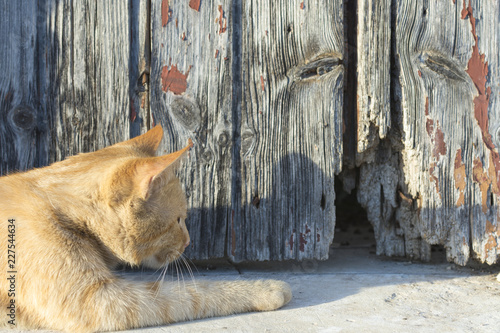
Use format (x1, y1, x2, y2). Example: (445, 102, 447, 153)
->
(117, 125, 164, 155)
(136, 139, 193, 199)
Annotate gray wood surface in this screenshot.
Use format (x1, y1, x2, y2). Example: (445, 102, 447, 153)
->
(0, 0, 143, 173)
(150, 0, 234, 259)
(231, 0, 343, 261)
(360, 0, 500, 265)
(356, 0, 391, 161)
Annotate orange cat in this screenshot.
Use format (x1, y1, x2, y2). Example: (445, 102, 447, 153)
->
(0, 126, 291, 332)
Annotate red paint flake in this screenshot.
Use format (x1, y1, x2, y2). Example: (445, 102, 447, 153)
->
(299, 233, 307, 252)
(161, 63, 192, 95)
(175, 18, 178, 28)
(161, 0, 172, 27)
(473, 158, 491, 213)
(215, 49, 219, 58)
(454, 149, 466, 207)
(424, 97, 447, 159)
(130, 98, 137, 122)
(418, 70, 422, 77)
(300, 2, 305, 9)
(429, 163, 441, 199)
(224, 56, 228, 61)
(462, 0, 500, 196)
(260, 75, 265, 91)
(216, 5, 227, 34)
(189, 0, 201, 11)
(181, 32, 187, 40)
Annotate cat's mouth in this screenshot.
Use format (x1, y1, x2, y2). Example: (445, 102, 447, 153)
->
(141, 250, 182, 269)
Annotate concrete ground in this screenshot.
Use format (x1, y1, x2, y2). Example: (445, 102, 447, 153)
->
(9, 222, 500, 333)
(121, 247, 499, 333)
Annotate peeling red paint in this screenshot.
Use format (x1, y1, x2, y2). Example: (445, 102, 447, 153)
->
(181, 32, 187, 41)
(161, 0, 172, 27)
(473, 158, 490, 213)
(462, 1, 500, 199)
(140, 95, 146, 109)
(424, 97, 447, 199)
(454, 149, 466, 207)
(418, 70, 422, 77)
(161, 63, 192, 95)
(130, 98, 137, 122)
(300, 2, 305, 9)
(429, 163, 441, 199)
(189, 0, 201, 11)
(175, 18, 178, 28)
(215, 49, 219, 58)
(299, 233, 307, 252)
(260, 75, 265, 91)
(216, 5, 227, 34)
(486, 220, 496, 234)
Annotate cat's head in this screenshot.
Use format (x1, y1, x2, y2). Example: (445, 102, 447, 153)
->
(96, 126, 192, 269)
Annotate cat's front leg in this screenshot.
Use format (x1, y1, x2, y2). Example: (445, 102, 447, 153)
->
(160, 279, 292, 322)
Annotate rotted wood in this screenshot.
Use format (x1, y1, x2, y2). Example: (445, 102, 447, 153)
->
(231, 0, 344, 261)
(361, 0, 500, 265)
(356, 0, 391, 161)
(150, 0, 233, 259)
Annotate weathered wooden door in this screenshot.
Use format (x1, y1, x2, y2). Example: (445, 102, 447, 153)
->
(1, 0, 499, 265)
(356, 0, 500, 266)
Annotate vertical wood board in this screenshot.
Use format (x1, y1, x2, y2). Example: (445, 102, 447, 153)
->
(150, 0, 233, 259)
(231, 0, 344, 261)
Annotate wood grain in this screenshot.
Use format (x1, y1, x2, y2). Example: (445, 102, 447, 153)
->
(362, 0, 500, 265)
(150, 0, 234, 259)
(356, 0, 391, 160)
(231, 0, 344, 261)
(0, 0, 43, 173)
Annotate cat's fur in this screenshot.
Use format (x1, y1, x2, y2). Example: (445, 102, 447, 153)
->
(0, 126, 291, 332)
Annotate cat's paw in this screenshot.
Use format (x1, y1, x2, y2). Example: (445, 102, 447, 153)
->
(252, 280, 292, 311)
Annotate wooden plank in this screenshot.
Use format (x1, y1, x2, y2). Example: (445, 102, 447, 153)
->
(231, 0, 343, 261)
(356, 0, 391, 160)
(44, 0, 132, 162)
(0, 0, 44, 174)
(150, 0, 233, 259)
(382, 0, 500, 265)
(464, 0, 500, 264)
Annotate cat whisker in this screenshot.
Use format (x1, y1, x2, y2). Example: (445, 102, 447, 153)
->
(179, 253, 198, 292)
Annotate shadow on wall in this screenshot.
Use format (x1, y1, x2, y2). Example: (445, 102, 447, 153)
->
(183, 152, 336, 263)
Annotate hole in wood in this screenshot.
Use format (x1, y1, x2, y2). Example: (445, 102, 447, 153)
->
(320, 193, 326, 210)
(252, 193, 260, 209)
(333, 175, 374, 250)
(417, 51, 469, 83)
(293, 55, 342, 81)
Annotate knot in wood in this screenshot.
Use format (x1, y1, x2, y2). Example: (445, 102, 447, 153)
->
(9, 105, 36, 131)
(218, 131, 229, 147)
